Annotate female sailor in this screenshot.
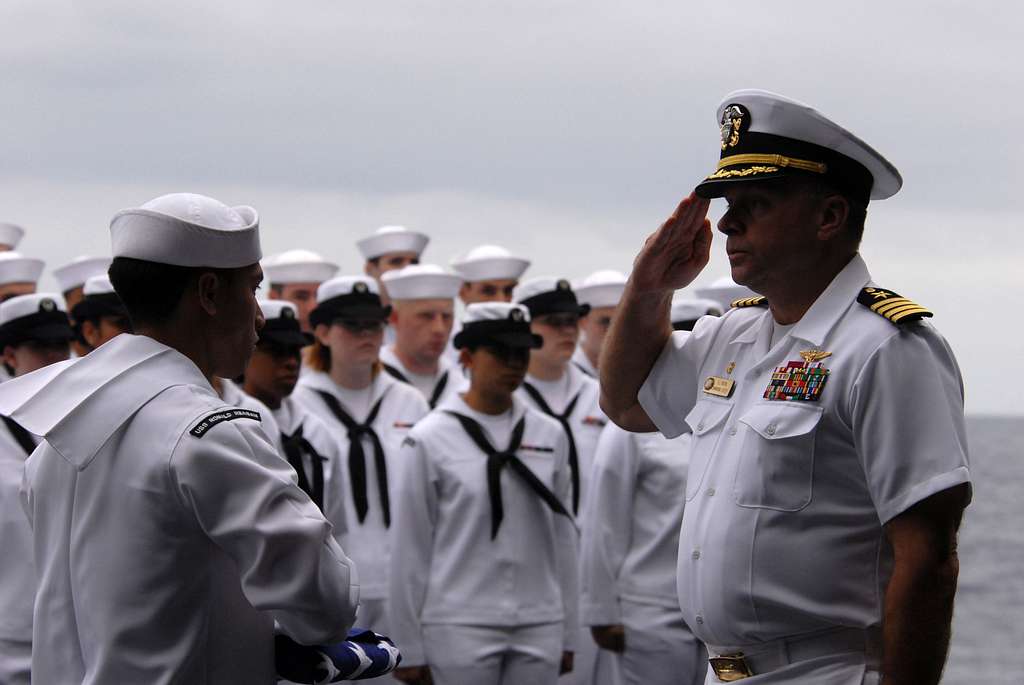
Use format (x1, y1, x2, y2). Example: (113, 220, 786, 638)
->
(293, 276, 430, 636)
(389, 302, 578, 685)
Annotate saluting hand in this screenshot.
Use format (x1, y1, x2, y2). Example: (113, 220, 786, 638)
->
(630, 192, 712, 294)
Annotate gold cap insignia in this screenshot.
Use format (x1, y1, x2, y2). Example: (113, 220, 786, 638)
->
(353, 281, 369, 294)
(39, 298, 56, 312)
(720, 104, 746, 151)
(556, 279, 570, 291)
(510, 308, 524, 321)
(281, 307, 295, 319)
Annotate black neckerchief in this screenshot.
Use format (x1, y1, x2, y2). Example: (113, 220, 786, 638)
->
(444, 410, 573, 539)
(314, 390, 390, 527)
(280, 424, 326, 511)
(520, 382, 581, 514)
(382, 362, 449, 410)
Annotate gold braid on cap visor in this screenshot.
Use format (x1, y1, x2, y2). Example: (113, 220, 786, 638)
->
(706, 153, 829, 180)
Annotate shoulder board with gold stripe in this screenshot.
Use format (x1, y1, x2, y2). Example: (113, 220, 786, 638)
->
(730, 296, 768, 309)
(857, 287, 932, 325)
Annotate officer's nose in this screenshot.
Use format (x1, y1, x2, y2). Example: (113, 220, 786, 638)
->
(717, 207, 742, 236)
(254, 310, 266, 333)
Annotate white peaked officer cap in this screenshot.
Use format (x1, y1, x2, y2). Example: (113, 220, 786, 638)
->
(693, 276, 756, 311)
(53, 256, 112, 293)
(0, 252, 45, 286)
(262, 249, 339, 285)
(356, 225, 429, 260)
(450, 244, 531, 282)
(109, 193, 260, 268)
(573, 270, 628, 309)
(83, 274, 116, 296)
(696, 89, 902, 203)
(671, 294, 723, 323)
(380, 264, 462, 301)
(0, 223, 25, 248)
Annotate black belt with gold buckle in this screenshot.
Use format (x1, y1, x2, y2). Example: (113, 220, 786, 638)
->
(709, 653, 755, 681)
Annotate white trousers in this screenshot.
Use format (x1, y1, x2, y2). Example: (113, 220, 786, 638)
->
(422, 622, 562, 685)
(0, 638, 31, 685)
(618, 601, 706, 685)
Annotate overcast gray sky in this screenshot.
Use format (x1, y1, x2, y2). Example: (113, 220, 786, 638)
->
(1, 1, 1019, 414)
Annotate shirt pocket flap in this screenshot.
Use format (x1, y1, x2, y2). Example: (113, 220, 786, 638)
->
(684, 400, 732, 436)
(739, 403, 823, 440)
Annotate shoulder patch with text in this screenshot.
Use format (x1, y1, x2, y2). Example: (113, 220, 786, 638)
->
(190, 408, 262, 438)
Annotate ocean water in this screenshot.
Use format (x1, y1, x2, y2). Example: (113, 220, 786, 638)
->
(943, 415, 1024, 684)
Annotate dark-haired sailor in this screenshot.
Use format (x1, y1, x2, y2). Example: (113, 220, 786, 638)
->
(0, 292, 74, 684)
(601, 90, 971, 685)
(293, 275, 429, 638)
(512, 276, 610, 685)
(243, 300, 345, 532)
(69, 274, 132, 354)
(379, 264, 463, 409)
(571, 270, 627, 379)
(390, 302, 578, 685)
(0, 193, 359, 684)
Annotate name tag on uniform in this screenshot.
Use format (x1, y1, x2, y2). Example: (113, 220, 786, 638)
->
(703, 376, 735, 398)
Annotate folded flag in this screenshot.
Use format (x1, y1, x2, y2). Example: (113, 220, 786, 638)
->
(275, 629, 402, 683)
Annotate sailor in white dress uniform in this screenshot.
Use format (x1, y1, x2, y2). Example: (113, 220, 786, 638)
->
(602, 91, 971, 684)
(571, 270, 627, 379)
(0, 193, 360, 684)
(578, 296, 721, 685)
(357, 225, 430, 347)
(293, 275, 430, 637)
(241, 299, 347, 537)
(0, 292, 75, 685)
(262, 249, 339, 333)
(512, 276, 610, 685)
(379, 264, 464, 409)
(389, 303, 578, 685)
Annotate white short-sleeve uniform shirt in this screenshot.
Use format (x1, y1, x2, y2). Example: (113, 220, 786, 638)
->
(638, 255, 970, 654)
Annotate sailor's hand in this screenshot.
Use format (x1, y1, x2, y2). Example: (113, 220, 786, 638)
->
(590, 624, 626, 653)
(559, 650, 575, 675)
(393, 665, 433, 684)
(630, 192, 712, 294)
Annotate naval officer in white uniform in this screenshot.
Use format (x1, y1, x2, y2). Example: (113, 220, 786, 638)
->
(294, 275, 430, 638)
(512, 276, 611, 685)
(263, 249, 339, 333)
(0, 292, 74, 684)
(571, 270, 628, 379)
(578, 294, 723, 685)
(0, 192, 360, 684)
(379, 264, 463, 409)
(389, 303, 578, 685)
(601, 90, 971, 685)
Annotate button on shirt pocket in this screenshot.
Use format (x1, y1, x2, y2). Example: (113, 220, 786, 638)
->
(683, 400, 732, 501)
(735, 403, 823, 511)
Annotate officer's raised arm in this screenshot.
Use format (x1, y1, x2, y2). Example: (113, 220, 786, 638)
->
(599, 192, 711, 431)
